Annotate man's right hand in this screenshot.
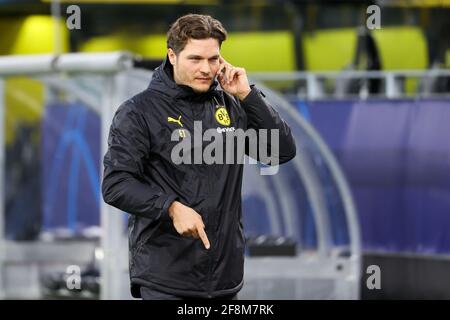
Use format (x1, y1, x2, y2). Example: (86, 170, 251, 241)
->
(168, 201, 210, 250)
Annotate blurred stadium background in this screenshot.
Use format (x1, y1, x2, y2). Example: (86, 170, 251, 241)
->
(0, 0, 449, 300)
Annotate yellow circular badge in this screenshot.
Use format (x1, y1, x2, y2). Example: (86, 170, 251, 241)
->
(215, 107, 231, 126)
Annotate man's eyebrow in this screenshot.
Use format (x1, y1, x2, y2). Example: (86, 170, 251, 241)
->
(187, 54, 220, 59)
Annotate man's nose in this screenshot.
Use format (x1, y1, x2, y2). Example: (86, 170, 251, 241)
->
(199, 60, 211, 75)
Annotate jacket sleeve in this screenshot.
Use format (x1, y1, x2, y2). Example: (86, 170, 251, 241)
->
(101, 101, 177, 221)
(240, 85, 296, 164)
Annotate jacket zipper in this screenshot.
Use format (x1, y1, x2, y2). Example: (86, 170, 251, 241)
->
(206, 245, 214, 298)
(206, 97, 218, 298)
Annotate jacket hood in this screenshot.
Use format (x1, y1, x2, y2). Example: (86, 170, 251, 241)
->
(148, 55, 221, 101)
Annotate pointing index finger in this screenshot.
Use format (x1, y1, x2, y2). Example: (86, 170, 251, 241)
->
(198, 226, 210, 250)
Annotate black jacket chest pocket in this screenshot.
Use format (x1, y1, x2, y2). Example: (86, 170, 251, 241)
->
(183, 163, 210, 199)
(150, 126, 211, 202)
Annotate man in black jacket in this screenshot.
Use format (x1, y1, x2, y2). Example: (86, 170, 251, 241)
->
(102, 14, 296, 300)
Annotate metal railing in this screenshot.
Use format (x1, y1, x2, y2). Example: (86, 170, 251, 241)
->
(251, 69, 450, 100)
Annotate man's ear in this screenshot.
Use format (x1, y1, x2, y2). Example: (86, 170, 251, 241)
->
(168, 48, 176, 65)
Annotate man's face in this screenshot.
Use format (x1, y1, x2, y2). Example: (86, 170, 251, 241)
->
(168, 38, 221, 93)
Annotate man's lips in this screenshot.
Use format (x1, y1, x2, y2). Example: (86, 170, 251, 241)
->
(196, 78, 211, 81)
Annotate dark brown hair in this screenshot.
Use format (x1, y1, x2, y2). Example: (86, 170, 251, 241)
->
(167, 14, 228, 55)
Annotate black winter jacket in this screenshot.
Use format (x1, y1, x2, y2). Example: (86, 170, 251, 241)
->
(102, 58, 296, 298)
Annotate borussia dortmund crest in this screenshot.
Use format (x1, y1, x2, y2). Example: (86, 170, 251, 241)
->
(215, 107, 231, 126)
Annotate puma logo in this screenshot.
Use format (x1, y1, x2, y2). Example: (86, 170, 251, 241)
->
(167, 115, 183, 127)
